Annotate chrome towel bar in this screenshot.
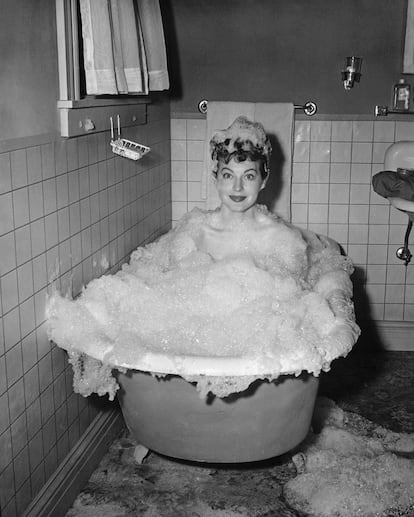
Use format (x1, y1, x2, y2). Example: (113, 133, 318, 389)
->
(197, 100, 317, 116)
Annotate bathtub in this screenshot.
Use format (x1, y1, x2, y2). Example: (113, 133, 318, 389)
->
(116, 365, 319, 463)
(47, 227, 359, 464)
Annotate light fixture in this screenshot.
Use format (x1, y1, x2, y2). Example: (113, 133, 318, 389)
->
(341, 56, 363, 90)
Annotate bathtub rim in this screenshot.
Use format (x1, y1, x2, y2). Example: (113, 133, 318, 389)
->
(91, 320, 357, 378)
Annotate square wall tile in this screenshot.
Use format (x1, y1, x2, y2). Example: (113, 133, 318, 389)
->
(308, 204, 328, 224)
(352, 121, 373, 142)
(186, 119, 206, 140)
(1, 270, 19, 314)
(365, 283, 386, 304)
(41, 143, 55, 180)
(291, 184, 308, 204)
(172, 201, 188, 221)
(331, 121, 352, 141)
(43, 178, 57, 215)
(187, 182, 203, 202)
(292, 163, 309, 183)
(372, 142, 391, 164)
(330, 183, 350, 205)
(3, 308, 21, 352)
(187, 141, 204, 161)
(27, 147, 42, 184)
(291, 204, 308, 224)
(309, 184, 328, 204)
(0, 233, 17, 276)
(373, 121, 395, 142)
(331, 142, 351, 163)
(386, 265, 406, 284)
(171, 140, 186, 161)
(309, 163, 329, 183)
(0, 152, 12, 194)
(13, 188, 30, 229)
(170, 119, 186, 140)
(366, 265, 386, 284)
(293, 141, 310, 162)
(350, 184, 370, 204)
(171, 181, 187, 202)
(368, 224, 389, 244)
(310, 121, 331, 141)
(0, 193, 14, 235)
(348, 224, 369, 244)
(327, 224, 348, 245)
(395, 122, 414, 140)
(349, 243, 368, 264)
(310, 142, 330, 162)
(384, 303, 404, 320)
(352, 142, 372, 163)
(171, 161, 187, 181)
(330, 163, 350, 183)
(187, 161, 203, 182)
(10, 150, 28, 190)
(367, 244, 388, 264)
(294, 120, 310, 142)
(6, 344, 23, 387)
(350, 163, 372, 184)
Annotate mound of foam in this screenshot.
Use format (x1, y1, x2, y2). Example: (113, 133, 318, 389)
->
(46, 207, 360, 398)
(284, 398, 414, 517)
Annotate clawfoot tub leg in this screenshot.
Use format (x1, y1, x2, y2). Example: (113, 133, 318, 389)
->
(134, 444, 150, 464)
(120, 437, 151, 465)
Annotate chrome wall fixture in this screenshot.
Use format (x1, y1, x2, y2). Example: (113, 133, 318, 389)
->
(341, 56, 363, 90)
(374, 105, 414, 116)
(197, 100, 318, 116)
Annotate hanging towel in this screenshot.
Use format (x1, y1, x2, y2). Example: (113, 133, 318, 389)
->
(80, 0, 119, 94)
(137, 0, 170, 91)
(201, 101, 294, 221)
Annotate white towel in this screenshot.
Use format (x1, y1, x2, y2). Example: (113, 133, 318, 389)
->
(201, 101, 294, 221)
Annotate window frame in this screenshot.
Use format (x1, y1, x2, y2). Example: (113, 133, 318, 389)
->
(55, 0, 149, 137)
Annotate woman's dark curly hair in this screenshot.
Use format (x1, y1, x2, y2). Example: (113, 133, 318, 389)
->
(210, 116, 272, 180)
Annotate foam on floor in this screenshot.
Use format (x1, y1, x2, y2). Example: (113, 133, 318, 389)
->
(285, 397, 414, 517)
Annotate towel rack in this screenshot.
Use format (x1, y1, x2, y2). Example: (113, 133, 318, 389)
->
(197, 99, 317, 116)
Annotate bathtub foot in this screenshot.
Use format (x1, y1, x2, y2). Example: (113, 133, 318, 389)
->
(134, 444, 150, 464)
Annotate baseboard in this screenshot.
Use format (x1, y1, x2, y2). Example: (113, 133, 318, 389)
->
(362, 320, 414, 351)
(22, 406, 124, 517)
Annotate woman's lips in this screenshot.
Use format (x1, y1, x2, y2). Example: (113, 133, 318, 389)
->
(229, 195, 246, 202)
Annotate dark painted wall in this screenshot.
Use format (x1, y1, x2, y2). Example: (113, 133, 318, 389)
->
(165, 0, 409, 114)
(0, 0, 59, 140)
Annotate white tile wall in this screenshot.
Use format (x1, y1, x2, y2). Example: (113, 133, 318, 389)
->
(0, 102, 171, 517)
(170, 116, 414, 323)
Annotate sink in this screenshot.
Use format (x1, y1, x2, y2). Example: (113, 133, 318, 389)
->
(383, 141, 414, 221)
(384, 141, 414, 170)
(388, 197, 414, 221)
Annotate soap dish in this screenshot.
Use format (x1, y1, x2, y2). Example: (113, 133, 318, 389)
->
(110, 139, 150, 161)
(110, 115, 150, 161)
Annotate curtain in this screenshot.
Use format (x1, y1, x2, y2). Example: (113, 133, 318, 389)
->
(79, 0, 169, 95)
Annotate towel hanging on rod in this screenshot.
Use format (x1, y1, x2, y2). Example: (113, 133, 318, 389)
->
(197, 99, 317, 116)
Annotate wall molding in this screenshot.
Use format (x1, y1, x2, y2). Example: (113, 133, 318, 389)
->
(365, 320, 414, 351)
(22, 407, 124, 517)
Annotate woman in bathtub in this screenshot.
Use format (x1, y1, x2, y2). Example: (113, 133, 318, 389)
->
(47, 116, 360, 400)
(163, 116, 353, 293)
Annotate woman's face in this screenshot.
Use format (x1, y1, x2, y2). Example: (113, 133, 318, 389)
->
(215, 158, 266, 214)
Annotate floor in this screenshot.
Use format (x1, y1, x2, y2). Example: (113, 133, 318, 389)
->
(66, 338, 414, 517)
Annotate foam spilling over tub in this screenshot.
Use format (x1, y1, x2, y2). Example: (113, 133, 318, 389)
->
(46, 207, 360, 399)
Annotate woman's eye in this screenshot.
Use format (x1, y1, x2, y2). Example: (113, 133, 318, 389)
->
(222, 172, 232, 179)
(245, 173, 256, 181)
